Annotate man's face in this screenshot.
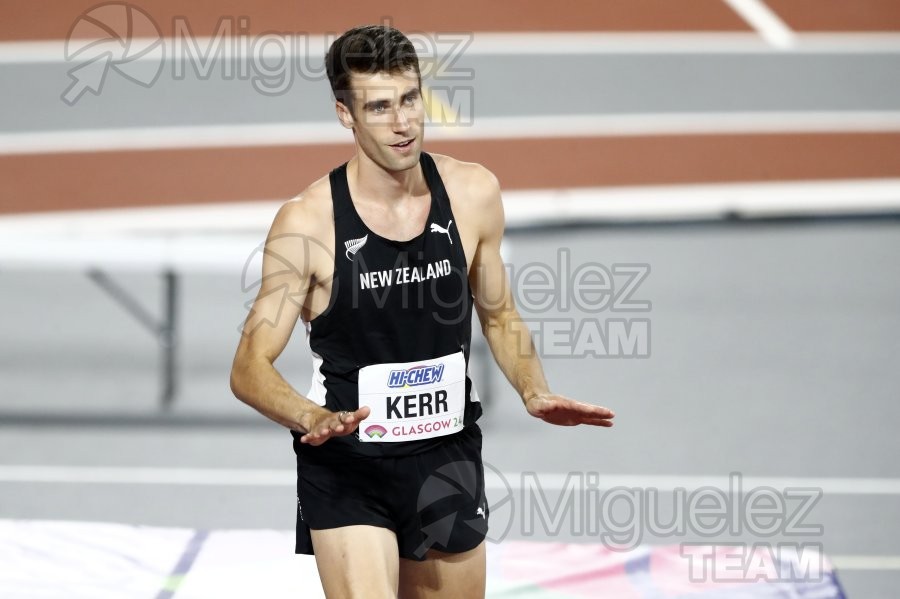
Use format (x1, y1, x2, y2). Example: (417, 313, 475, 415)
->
(341, 68, 424, 173)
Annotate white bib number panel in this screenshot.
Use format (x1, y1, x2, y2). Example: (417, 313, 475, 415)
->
(357, 351, 466, 443)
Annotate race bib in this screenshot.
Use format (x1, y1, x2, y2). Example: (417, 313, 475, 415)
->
(357, 351, 466, 443)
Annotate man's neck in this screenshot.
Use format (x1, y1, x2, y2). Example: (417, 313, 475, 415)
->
(349, 153, 427, 205)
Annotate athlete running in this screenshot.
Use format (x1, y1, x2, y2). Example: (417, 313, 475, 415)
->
(230, 24, 615, 599)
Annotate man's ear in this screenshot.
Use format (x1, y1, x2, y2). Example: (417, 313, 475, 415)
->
(336, 101, 354, 129)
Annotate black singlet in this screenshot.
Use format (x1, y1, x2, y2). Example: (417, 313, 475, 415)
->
(292, 152, 483, 459)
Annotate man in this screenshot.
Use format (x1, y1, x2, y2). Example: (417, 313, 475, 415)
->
(230, 24, 615, 598)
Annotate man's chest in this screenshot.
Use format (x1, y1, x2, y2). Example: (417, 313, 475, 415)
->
(354, 197, 431, 242)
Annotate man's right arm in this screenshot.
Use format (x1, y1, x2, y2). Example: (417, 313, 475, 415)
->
(229, 197, 368, 443)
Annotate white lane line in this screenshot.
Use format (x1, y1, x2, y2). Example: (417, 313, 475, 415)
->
(499, 473, 900, 495)
(0, 121, 342, 155)
(0, 466, 290, 486)
(4, 112, 900, 155)
(722, 0, 797, 49)
(501, 179, 900, 225)
(3, 32, 900, 63)
(831, 555, 900, 571)
(2, 465, 900, 494)
(0, 179, 899, 247)
(465, 32, 900, 54)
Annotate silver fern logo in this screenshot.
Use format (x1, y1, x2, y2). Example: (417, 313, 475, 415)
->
(344, 234, 369, 260)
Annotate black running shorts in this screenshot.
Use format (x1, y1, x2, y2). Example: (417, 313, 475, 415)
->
(295, 424, 488, 561)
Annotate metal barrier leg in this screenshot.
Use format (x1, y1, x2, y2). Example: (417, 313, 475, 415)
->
(87, 269, 179, 410)
(160, 270, 178, 410)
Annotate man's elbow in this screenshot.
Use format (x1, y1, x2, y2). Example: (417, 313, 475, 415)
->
(229, 350, 257, 401)
(229, 362, 246, 401)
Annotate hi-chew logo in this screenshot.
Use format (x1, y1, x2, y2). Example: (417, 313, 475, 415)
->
(364, 424, 387, 439)
(388, 363, 445, 388)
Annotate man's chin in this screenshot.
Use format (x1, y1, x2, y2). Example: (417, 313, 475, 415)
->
(387, 146, 422, 171)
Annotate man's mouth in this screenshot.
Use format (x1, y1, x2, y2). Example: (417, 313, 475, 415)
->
(390, 139, 414, 148)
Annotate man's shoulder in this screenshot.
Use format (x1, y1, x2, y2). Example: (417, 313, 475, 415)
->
(272, 174, 333, 236)
(431, 154, 500, 193)
(429, 153, 504, 240)
(430, 153, 500, 208)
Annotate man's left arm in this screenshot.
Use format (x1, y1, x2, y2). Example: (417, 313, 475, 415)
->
(467, 168, 615, 427)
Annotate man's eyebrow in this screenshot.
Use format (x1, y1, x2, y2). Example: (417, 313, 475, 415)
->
(362, 98, 391, 110)
(361, 88, 420, 110)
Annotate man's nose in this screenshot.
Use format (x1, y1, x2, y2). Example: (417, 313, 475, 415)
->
(392, 106, 410, 132)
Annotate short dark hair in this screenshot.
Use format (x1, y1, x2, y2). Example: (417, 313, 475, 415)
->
(325, 25, 421, 111)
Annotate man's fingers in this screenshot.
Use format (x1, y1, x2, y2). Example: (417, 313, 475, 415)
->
(592, 408, 615, 418)
(304, 427, 337, 445)
(340, 408, 369, 433)
(299, 425, 335, 445)
(338, 407, 370, 425)
(546, 397, 614, 417)
(572, 401, 614, 418)
(301, 407, 371, 445)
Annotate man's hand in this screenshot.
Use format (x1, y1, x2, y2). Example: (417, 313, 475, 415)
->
(299, 406, 371, 445)
(525, 394, 615, 427)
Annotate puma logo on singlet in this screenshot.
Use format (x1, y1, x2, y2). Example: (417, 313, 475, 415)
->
(344, 234, 368, 260)
(429, 219, 453, 244)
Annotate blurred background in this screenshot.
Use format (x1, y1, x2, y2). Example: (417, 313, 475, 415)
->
(1, 1, 899, 597)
